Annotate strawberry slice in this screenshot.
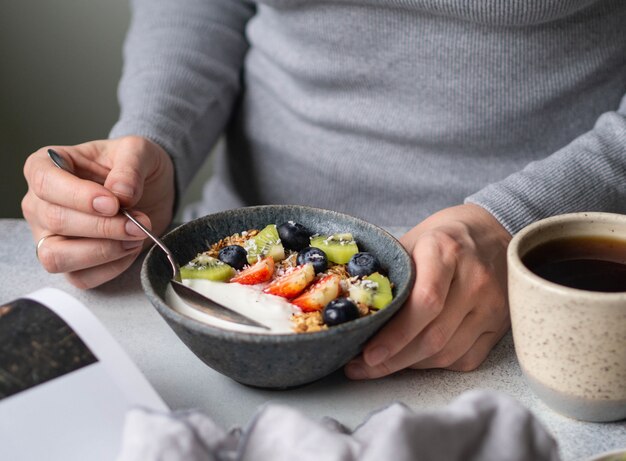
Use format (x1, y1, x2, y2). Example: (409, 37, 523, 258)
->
(291, 273, 342, 312)
(230, 256, 275, 285)
(263, 264, 315, 298)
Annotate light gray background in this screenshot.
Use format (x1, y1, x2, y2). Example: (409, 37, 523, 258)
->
(0, 0, 210, 219)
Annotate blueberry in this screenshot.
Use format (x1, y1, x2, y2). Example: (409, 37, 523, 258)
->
(347, 252, 381, 277)
(323, 298, 359, 326)
(297, 247, 328, 274)
(277, 221, 313, 251)
(218, 245, 248, 270)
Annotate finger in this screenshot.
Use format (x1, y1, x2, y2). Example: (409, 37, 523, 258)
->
(24, 149, 120, 217)
(34, 233, 64, 264)
(103, 138, 157, 207)
(361, 232, 457, 367)
(366, 302, 472, 376)
(345, 309, 502, 380)
(22, 190, 43, 229)
(345, 305, 476, 380)
(444, 325, 509, 372)
(67, 140, 112, 182)
(409, 311, 500, 370)
(36, 235, 144, 274)
(427, 331, 503, 372)
(34, 200, 151, 240)
(64, 252, 141, 289)
(348, 280, 509, 379)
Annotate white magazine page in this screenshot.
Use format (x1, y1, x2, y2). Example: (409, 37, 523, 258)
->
(0, 287, 167, 461)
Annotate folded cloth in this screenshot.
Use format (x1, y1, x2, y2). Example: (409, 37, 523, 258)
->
(116, 389, 560, 461)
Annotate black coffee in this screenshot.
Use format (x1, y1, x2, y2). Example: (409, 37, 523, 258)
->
(522, 236, 626, 292)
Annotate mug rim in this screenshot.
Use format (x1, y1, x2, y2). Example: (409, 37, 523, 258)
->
(507, 211, 626, 299)
(585, 448, 626, 461)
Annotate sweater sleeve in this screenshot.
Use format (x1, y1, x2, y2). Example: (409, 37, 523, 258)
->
(465, 93, 626, 235)
(109, 0, 255, 203)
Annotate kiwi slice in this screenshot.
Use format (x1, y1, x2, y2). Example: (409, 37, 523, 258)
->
(310, 233, 359, 264)
(348, 272, 393, 310)
(181, 254, 235, 282)
(244, 224, 285, 264)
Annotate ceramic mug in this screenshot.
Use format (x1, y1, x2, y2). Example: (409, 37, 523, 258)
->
(507, 212, 626, 422)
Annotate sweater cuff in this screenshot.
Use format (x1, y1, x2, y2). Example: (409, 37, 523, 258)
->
(465, 111, 626, 235)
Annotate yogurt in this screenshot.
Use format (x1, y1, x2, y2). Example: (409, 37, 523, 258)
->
(165, 279, 296, 334)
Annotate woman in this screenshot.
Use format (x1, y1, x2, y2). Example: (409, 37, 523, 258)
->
(22, 0, 626, 380)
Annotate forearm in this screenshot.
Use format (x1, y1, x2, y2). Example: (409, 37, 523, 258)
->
(467, 96, 626, 234)
(110, 0, 255, 202)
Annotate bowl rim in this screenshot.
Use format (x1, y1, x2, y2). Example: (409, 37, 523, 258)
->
(141, 204, 416, 343)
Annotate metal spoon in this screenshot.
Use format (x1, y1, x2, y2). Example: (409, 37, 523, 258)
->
(47, 148, 269, 330)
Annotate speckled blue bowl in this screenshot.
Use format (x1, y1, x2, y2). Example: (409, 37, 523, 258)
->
(141, 205, 415, 389)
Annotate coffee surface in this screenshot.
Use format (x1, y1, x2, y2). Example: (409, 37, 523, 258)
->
(522, 236, 626, 292)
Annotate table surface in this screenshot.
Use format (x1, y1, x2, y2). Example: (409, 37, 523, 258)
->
(1, 219, 624, 460)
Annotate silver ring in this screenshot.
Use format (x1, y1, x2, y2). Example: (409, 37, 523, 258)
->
(35, 234, 56, 261)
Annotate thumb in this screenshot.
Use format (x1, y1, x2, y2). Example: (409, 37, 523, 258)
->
(103, 141, 153, 208)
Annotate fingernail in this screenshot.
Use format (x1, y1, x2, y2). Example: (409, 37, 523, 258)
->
(126, 219, 146, 237)
(92, 196, 117, 215)
(112, 183, 134, 199)
(122, 240, 144, 251)
(345, 364, 368, 380)
(366, 346, 389, 367)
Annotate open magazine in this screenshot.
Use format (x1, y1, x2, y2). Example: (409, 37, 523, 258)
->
(0, 288, 167, 461)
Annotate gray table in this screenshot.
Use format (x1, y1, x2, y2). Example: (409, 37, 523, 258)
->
(1, 219, 624, 460)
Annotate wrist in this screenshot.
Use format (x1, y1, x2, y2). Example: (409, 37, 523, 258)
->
(463, 203, 512, 250)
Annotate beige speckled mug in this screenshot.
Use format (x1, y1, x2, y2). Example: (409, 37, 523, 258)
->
(508, 212, 626, 422)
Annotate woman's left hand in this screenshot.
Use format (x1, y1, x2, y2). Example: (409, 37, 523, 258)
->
(345, 204, 512, 379)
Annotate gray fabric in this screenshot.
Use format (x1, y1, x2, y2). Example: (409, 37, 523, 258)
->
(115, 390, 560, 461)
(110, 0, 626, 233)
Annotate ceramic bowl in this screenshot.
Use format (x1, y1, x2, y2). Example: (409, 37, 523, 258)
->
(141, 205, 415, 389)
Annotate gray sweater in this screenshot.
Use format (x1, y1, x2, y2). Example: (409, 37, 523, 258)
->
(110, 0, 626, 233)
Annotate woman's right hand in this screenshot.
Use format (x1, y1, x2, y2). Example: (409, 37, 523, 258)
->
(22, 135, 175, 289)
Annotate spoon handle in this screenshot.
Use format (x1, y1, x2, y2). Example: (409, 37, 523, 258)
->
(121, 210, 181, 282)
